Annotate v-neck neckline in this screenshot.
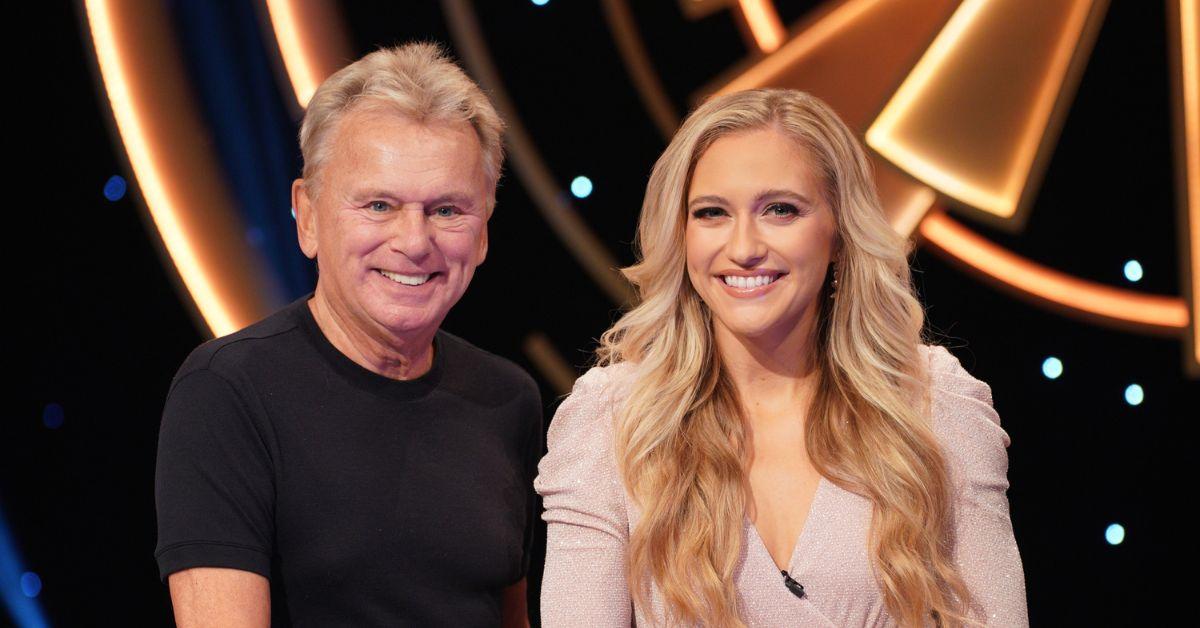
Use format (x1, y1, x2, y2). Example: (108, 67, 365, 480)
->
(745, 475, 828, 574)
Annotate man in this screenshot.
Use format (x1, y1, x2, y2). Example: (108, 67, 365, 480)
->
(154, 43, 541, 627)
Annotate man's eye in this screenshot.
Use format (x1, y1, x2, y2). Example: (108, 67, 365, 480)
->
(691, 207, 726, 219)
(434, 206, 457, 217)
(367, 201, 389, 212)
(764, 202, 799, 217)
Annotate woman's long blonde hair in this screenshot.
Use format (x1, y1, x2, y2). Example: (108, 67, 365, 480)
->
(596, 89, 976, 627)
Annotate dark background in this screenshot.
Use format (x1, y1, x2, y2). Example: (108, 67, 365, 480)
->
(8, 0, 1197, 625)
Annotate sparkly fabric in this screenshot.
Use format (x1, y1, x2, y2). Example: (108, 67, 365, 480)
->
(535, 344, 1029, 627)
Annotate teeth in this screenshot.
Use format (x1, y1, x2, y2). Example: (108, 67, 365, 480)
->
(379, 270, 431, 286)
(723, 274, 778, 288)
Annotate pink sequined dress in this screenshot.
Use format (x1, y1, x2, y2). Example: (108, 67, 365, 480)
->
(534, 344, 1029, 626)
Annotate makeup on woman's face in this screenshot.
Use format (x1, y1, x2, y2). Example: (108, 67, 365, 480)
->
(684, 126, 838, 345)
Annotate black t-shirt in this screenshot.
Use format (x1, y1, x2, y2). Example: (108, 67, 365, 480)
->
(154, 296, 542, 626)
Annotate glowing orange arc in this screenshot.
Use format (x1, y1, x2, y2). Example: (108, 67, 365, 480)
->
(920, 211, 1188, 331)
(85, 0, 241, 335)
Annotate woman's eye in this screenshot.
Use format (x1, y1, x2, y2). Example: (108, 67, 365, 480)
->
(434, 206, 457, 218)
(691, 207, 726, 219)
(367, 201, 389, 212)
(764, 202, 799, 217)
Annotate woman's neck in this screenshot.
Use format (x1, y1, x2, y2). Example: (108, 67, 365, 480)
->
(714, 313, 821, 420)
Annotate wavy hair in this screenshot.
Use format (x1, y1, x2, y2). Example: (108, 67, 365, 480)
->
(596, 89, 976, 627)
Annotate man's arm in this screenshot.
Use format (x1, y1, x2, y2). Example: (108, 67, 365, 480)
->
(500, 578, 528, 628)
(169, 568, 270, 628)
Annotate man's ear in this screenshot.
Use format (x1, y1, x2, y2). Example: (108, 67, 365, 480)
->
(476, 221, 489, 266)
(293, 179, 318, 260)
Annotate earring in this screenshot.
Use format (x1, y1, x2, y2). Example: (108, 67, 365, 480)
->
(829, 264, 839, 299)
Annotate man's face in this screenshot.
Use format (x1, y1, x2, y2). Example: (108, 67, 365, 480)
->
(294, 108, 491, 342)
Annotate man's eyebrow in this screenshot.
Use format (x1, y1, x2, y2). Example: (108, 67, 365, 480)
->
(427, 193, 478, 209)
(349, 191, 479, 208)
(350, 189, 402, 204)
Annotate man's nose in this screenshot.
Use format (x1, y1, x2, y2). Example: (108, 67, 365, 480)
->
(727, 217, 767, 267)
(389, 206, 434, 261)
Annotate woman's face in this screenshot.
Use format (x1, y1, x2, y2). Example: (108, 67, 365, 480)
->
(685, 126, 838, 345)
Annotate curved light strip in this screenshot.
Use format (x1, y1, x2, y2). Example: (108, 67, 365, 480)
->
(523, 332, 577, 396)
(601, 0, 680, 139)
(737, 0, 786, 53)
(718, 0, 886, 94)
(920, 210, 1188, 331)
(1176, 0, 1200, 367)
(85, 0, 241, 335)
(866, 0, 1099, 219)
(264, 0, 321, 107)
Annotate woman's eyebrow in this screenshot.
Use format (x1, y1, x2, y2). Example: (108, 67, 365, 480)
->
(754, 189, 812, 205)
(687, 194, 728, 210)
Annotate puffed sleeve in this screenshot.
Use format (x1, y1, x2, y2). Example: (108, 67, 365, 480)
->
(534, 366, 632, 627)
(928, 345, 1029, 627)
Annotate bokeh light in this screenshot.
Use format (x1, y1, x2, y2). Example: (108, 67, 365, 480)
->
(42, 403, 64, 430)
(103, 175, 127, 202)
(1124, 384, 1144, 406)
(1123, 260, 1143, 282)
(1041, 356, 1063, 379)
(20, 571, 42, 598)
(570, 176, 593, 199)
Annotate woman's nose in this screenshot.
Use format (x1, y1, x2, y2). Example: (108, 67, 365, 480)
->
(726, 218, 767, 266)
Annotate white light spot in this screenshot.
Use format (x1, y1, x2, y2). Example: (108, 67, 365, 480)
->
(571, 176, 593, 199)
(1123, 260, 1143, 282)
(1124, 384, 1144, 406)
(1105, 523, 1125, 545)
(1041, 357, 1063, 379)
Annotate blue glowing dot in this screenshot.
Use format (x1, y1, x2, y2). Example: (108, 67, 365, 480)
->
(570, 176, 593, 199)
(291, 207, 297, 220)
(531, 0, 550, 5)
(103, 175, 127, 202)
(1123, 260, 1143, 282)
(20, 572, 42, 598)
(1124, 384, 1144, 406)
(1105, 523, 1125, 545)
(1041, 357, 1063, 379)
(43, 403, 64, 429)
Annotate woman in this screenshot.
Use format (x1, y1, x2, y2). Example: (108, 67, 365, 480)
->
(535, 89, 1028, 627)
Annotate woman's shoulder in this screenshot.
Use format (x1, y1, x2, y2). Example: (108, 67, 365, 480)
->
(920, 344, 1011, 460)
(543, 362, 637, 446)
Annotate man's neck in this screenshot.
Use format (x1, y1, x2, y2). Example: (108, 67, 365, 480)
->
(307, 290, 435, 381)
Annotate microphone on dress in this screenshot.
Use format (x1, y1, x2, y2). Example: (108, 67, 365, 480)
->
(781, 570, 806, 598)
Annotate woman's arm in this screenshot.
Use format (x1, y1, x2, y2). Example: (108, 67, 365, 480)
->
(535, 368, 633, 627)
(931, 346, 1030, 627)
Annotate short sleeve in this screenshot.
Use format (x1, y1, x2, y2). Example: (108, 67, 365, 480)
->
(927, 345, 1029, 627)
(519, 374, 544, 578)
(154, 368, 275, 581)
(534, 366, 632, 627)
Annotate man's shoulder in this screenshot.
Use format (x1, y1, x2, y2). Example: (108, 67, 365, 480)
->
(437, 330, 539, 397)
(174, 300, 308, 385)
